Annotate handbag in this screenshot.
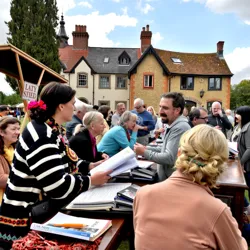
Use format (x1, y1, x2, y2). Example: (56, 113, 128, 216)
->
(30, 199, 56, 224)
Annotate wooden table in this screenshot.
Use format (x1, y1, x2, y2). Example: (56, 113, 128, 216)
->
(213, 159, 248, 229)
(99, 218, 125, 250)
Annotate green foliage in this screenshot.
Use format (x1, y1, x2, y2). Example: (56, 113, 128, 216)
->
(5, 0, 61, 91)
(0, 92, 22, 105)
(230, 80, 250, 110)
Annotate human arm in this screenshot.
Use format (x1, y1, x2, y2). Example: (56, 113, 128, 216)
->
(240, 126, 250, 167)
(0, 156, 9, 188)
(143, 126, 185, 166)
(114, 128, 137, 150)
(213, 207, 247, 250)
(220, 114, 233, 130)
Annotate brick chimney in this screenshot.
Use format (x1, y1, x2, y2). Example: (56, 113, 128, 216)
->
(140, 24, 152, 53)
(217, 41, 224, 58)
(72, 25, 89, 50)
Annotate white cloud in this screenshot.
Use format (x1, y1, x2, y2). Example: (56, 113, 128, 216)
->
(152, 32, 163, 45)
(141, 3, 154, 14)
(112, 0, 121, 2)
(225, 47, 250, 84)
(57, 0, 77, 13)
(64, 11, 137, 47)
(78, 1, 92, 8)
(121, 7, 128, 15)
(0, 73, 14, 95)
(137, 0, 154, 14)
(0, 0, 10, 44)
(182, 0, 250, 25)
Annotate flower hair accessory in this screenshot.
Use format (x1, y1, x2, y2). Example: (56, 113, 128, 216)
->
(28, 100, 46, 110)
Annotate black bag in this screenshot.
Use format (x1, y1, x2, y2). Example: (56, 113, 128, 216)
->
(30, 199, 56, 224)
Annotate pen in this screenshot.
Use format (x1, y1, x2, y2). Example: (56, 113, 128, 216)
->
(49, 223, 86, 229)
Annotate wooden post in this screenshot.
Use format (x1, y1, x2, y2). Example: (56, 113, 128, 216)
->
(15, 52, 30, 132)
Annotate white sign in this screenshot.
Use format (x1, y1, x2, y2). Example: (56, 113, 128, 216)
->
(22, 81, 39, 101)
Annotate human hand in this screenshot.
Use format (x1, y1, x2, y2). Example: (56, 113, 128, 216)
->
(91, 170, 112, 186)
(241, 165, 246, 173)
(134, 143, 146, 155)
(89, 160, 105, 170)
(137, 125, 145, 130)
(158, 127, 165, 133)
(218, 110, 223, 117)
(133, 124, 139, 132)
(214, 125, 222, 130)
(101, 153, 109, 160)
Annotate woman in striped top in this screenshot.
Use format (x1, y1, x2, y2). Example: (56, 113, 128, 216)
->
(0, 82, 111, 248)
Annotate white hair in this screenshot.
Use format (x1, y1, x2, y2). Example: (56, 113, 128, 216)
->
(74, 98, 93, 114)
(134, 98, 144, 106)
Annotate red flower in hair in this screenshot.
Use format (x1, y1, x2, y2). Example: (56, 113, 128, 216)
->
(28, 100, 46, 110)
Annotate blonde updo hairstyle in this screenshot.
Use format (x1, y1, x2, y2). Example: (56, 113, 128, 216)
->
(73, 111, 103, 135)
(175, 124, 228, 188)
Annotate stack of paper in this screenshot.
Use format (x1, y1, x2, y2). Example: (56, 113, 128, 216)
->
(31, 212, 112, 241)
(228, 141, 238, 155)
(66, 183, 132, 210)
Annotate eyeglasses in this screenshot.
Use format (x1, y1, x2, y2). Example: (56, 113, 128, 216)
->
(134, 106, 141, 109)
(199, 117, 208, 120)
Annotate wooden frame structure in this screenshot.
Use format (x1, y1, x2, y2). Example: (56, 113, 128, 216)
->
(0, 43, 68, 110)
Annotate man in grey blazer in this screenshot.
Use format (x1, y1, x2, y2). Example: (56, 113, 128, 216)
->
(134, 92, 191, 181)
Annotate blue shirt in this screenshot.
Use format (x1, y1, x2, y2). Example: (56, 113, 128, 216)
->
(131, 110, 155, 137)
(97, 126, 137, 157)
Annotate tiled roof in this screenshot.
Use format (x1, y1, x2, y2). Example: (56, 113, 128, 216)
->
(87, 47, 139, 74)
(59, 46, 140, 74)
(59, 46, 89, 73)
(155, 48, 233, 76)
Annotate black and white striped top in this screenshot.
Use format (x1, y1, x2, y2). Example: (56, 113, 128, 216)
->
(0, 119, 90, 242)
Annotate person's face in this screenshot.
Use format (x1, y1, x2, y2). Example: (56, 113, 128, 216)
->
(193, 110, 208, 126)
(147, 107, 153, 115)
(60, 96, 76, 123)
(134, 102, 144, 113)
(235, 114, 241, 124)
(118, 105, 125, 115)
(126, 117, 137, 130)
(0, 123, 20, 146)
(0, 109, 10, 117)
(159, 98, 181, 125)
(212, 103, 221, 116)
(182, 108, 188, 117)
(92, 116, 106, 135)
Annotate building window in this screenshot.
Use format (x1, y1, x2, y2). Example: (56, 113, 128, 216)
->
(207, 101, 222, 111)
(208, 77, 222, 90)
(118, 51, 131, 65)
(104, 57, 109, 63)
(143, 74, 154, 88)
(99, 76, 110, 89)
(116, 76, 127, 89)
(98, 100, 110, 107)
(77, 73, 88, 87)
(171, 57, 182, 63)
(181, 76, 194, 90)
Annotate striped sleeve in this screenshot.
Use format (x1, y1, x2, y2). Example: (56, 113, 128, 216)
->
(26, 137, 89, 201)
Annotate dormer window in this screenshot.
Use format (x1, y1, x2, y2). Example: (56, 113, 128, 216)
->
(118, 51, 131, 65)
(104, 57, 109, 63)
(171, 57, 182, 63)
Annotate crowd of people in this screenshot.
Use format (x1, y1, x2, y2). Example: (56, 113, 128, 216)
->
(0, 83, 249, 249)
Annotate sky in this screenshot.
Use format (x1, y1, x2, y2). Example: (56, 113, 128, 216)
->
(1, 0, 250, 95)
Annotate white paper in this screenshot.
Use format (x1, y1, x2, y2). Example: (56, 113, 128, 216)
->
(228, 141, 238, 154)
(137, 160, 154, 169)
(110, 157, 138, 177)
(68, 183, 131, 206)
(90, 147, 135, 175)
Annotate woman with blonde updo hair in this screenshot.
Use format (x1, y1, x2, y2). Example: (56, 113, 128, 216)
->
(69, 111, 109, 163)
(133, 124, 247, 250)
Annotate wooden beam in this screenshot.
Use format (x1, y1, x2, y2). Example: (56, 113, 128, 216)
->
(37, 69, 45, 87)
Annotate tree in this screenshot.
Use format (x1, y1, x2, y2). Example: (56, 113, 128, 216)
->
(5, 0, 61, 92)
(230, 80, 250, 110)
(0, 92, 22, 105)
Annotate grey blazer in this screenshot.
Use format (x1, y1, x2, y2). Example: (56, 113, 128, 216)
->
(144, 115, 191, 181)
(238, 122, 250, 172)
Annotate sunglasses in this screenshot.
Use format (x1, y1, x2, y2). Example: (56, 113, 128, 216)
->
(134, 106, 141, 109)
